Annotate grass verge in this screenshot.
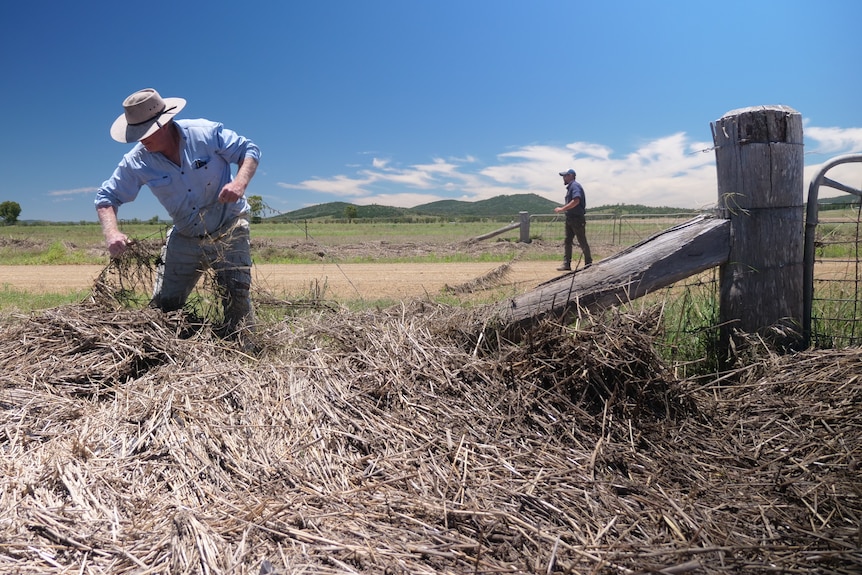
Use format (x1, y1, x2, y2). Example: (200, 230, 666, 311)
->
(0, 285, 90, 315)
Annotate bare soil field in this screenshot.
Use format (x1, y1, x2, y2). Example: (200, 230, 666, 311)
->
(2, 241, 856, 301)
(0, 261, 565, 299)
(1, 237, 575, 299)
(255, 261, 562, 299)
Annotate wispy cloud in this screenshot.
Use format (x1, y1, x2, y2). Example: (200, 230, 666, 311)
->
(804, 123, 862, 155)
(277, 123, 862, 209)
(803, 125, 862, 197)
(48, 186, 98, 197)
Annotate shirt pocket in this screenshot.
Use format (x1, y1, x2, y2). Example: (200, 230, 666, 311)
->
(146, 174, 173, 191)
(192, 156, 211, 170)
(146, 174, 178, 209)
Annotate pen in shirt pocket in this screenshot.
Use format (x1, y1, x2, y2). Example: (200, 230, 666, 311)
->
(193, 159, 209, 169)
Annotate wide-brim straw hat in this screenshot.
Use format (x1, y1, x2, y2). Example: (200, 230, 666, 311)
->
(110, 88, 186, 143)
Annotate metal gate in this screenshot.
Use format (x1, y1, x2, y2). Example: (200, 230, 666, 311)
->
(803, 154, 862, 347)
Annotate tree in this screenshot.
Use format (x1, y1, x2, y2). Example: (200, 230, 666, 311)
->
(344, 205, 358, 222)
(247, 195, 264, 224)
(0, 201, 21, 225)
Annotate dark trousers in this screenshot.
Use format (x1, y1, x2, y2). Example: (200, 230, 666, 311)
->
(563, 216, 592, 266)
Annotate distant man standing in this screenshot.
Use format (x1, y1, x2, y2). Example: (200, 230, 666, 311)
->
(95, 88, 261, 340)
(553, 168, 592, 271)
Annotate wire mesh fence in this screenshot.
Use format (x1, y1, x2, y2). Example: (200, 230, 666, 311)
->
(528, 213, 704, 246)
(809, 207, 862, 347)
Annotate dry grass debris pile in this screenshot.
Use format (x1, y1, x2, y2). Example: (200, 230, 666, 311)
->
(0, 299, 860, 574)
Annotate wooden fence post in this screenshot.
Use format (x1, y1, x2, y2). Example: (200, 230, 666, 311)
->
(712, 105, 805, 355)
(519, 211, 531, 244)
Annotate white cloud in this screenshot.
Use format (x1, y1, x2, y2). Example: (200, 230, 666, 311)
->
(804, 124, 862, 155)
(48, 186, 97, 197)
(279, 174, 375, 197)
(279, 157, 473, 203)
(803, 125, 862, 199)
(277, 122, 862, 210)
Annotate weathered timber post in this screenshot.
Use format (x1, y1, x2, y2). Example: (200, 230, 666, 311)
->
(519, 211, 531, 244)
(712, 105, 804, 354)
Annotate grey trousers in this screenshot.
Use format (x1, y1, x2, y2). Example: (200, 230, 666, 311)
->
(151, 217, 254, 335)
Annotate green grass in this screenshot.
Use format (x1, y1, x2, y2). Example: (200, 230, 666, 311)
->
(810, 276, 862, 347)
(815, 213, 862, 259)
(4, 216, 700, 246)
(250, 220, 527, 244)
(0, 241, 98, 265)
(3, 221, 532, 264)
(0, 285, 90, 314)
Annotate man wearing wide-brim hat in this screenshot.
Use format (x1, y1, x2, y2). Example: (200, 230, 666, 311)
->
(95, 88, 261, 342)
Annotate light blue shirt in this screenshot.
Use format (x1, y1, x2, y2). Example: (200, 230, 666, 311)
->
(95, 118, 261, 237)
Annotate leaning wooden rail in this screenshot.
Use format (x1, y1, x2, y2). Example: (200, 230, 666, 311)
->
(467, 220, 522, 243)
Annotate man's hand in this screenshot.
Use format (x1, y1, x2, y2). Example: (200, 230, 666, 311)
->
(106, 231, 129, 258)
(218, 183, 245, 204)
(219, 157, 259, 204)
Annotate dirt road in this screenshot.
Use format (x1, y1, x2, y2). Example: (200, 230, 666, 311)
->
(0, 262, 564, 300)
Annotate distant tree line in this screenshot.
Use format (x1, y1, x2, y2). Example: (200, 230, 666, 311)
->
(818, 195, 861, 211)
(4, 193, 857, 226)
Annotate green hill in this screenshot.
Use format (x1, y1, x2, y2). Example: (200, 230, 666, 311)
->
(270, 202, 410, 221)
(818, 193, 861, 211)
(269, 194, 703, 222)
(412, 194, 559, 217)
(273, 193, 560, 221)
(589, 203, 702, 215)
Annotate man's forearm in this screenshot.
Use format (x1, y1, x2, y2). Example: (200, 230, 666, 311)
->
(234, 157, 259, 189)
(561, 198, 580, 212)
(97, 205, 130, 258)
(97, 205, 121, 236)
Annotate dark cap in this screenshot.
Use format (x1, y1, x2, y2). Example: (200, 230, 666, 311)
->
(558, 169, 576, 177)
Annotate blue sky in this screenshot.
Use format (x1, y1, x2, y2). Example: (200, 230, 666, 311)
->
(2, 0, 861, 222)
